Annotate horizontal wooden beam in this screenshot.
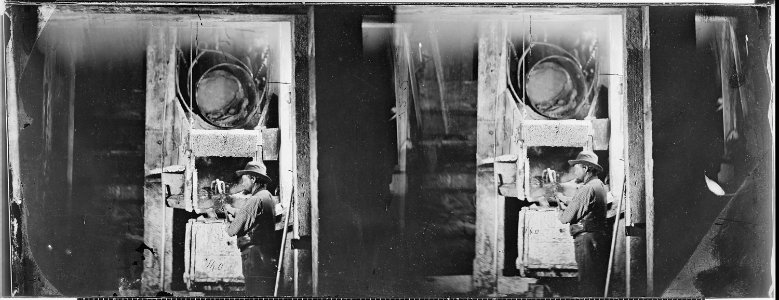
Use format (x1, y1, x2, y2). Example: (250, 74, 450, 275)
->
(498, 183, 520, 197)
(190, 128, 279, 160)
(396, 6, 625, 20)
(520, 119, 610, 150)
(47, 7, 299, 23)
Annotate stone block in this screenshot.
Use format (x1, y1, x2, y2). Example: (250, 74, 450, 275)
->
(521, 119, 609, 150)
(191, 129, 259, 158)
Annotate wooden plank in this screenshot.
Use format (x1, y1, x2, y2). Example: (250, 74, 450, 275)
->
(306, 7, 319, 297)
(271, 17, 295, 295)
(498, 184, 520, 198)
(188, 129, 279, 160)
(474, 168, 499, 293)
(494, 22, 509, 286)
(293, 13, 313, 296)
(4, 21, 23, 296)
(393, 27, 411, 172)
(519, 209, 577, 270)
(607, 14, 627, 259)
(391, 26, 411, 234)
(184, 123, 194, 213)
(474, 21, 507, 295)
(143, 27, 179, 172)
(624, 7, 647, 297)
(640, 7, 654, 296)
(190, 129, 259, 158)
(142, 26, 177, 295)
(5, 29, 22, 207)
(506, 94, 526, 200)
(142, 178, 174, 295)
(191, 220, 243, 283)
(521, 119, 610, 150)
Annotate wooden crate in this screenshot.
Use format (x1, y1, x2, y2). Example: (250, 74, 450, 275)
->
(184, 219, 244, 289)
(516, 207, 577, 277)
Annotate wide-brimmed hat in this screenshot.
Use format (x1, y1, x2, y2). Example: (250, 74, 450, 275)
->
(568, 150, 603, 173)
(235, 161, 272, 183)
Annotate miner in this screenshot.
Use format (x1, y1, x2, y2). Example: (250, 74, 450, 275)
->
(556, 150, 609, 296)
(218, 161, 276, 295)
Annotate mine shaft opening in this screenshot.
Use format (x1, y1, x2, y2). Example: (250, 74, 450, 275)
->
(138, 16, 298, 295)
(385, 10, 626, 296)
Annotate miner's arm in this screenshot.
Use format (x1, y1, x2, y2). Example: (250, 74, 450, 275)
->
(225, 197, 260, 236)
(558, 186, 593, 224)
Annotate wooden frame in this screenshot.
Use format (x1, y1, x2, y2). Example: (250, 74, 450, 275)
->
(28, 6, 314, 296)
(391, 6, 643, 295)
(454, 7, 648, 296)
(624, 7, 651, 297)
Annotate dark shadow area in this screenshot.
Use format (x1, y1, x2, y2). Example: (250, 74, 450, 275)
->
(315, 6, 413, 297)
(650, 6, 774, 296)
(12, 13, 149, 295)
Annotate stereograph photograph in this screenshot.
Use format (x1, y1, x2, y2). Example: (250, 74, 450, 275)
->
(1, 1, 774, 298)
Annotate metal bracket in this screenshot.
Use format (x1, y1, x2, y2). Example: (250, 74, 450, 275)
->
(291, 236, 312, 250)
(256, 129, 264, 161)
(625, 223, 646, 236)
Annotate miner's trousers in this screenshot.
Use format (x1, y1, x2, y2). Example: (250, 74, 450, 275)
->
(241, 245, 275, 296)
(574, 231, 608, 297)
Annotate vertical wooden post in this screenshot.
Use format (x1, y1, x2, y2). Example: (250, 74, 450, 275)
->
(641, 6, 654, 297)
(293, 12, 313, 296)
(307, 7, 319, 297)
(278, 16, 295, 295)
(142, 26, 177, 295)
(4, 19, 23, 295)
(5, 32, 22, 208)
(391, 26, 411, 234)
(624, 7, 649, 297)
(474, 20, 507, 295)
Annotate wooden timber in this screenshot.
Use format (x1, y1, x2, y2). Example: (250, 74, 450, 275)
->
(624, 7, 650, 297)
(306, 7, 319, 297)
(474, 21, 508, 295)
(292, 12, 313, 296)
(471, 8, 636, 298)
(391, 23, 411, 235)
(520, 119, 610, 150)
(142, 27, 178, 295)
(189, 128, 280, 159)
